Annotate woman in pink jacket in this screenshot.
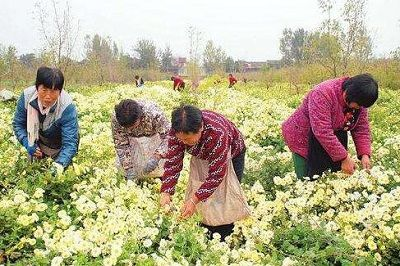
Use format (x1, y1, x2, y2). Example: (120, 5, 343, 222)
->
(282, 74, 378, 178)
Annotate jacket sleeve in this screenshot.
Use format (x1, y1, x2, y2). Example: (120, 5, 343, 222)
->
(111, 115, 134, 173)
(55, 104, 79, 167)
(308, 91, 348, 162)
(351, 108, 372, 158)
(152, 108, 171, 157)
(195, 132, 229, 201)
(13, 93, 28, 146)
(160, 134, 185, 195)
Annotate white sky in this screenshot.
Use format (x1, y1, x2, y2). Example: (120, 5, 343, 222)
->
(0, 0, 399, 61)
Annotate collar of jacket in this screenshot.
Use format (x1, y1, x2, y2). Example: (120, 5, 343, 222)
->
(336, 76, 349, 109)
(29, 97, 58, 114)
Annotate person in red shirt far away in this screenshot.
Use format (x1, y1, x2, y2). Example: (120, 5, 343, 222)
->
(171, 75, 185, 91)
(228, 73, 237, 88)
(159, 105, 250, 241)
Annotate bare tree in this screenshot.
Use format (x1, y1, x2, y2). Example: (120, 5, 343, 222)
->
(34, 0, 80, 73)
(340, 0, 372, 72)
(318, 0, 336, 34)
(187, 26, 202, 89)
(308, 0, 372, 76)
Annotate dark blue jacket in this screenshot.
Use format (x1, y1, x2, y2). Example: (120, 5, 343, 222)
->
(13, 86, 79, 167)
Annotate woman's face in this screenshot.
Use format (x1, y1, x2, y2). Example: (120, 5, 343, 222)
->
(126, 119, 141, 130)
(347, 102, 360, 109)
(37, 85, 60, 108)
(343, 92, 360, 109)
(175, 130, 202, 146)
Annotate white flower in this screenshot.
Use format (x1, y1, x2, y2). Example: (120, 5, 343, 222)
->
(34, 226, 44, 239)
(91, 247, 102, 257)
(143, 238, 152, 248)
(282, 257, 297, 266)
(33, 188, 45, 199)
(34, 249, 48, 257)
(51, 256, 63, 266)
(35, 202, 48, 212)
(43, 221, 54, 233)
(13, 194, 26, 204)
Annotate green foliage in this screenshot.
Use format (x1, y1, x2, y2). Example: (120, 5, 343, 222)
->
(271, 223, 375, 265)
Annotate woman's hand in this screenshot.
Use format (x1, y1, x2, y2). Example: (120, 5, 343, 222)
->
(180, 195, 199, 219)
(33, 147, 43, 158)
(361, 155, 371, 171)
(160, 192, 171, 208)
(341, 154, 356, 175)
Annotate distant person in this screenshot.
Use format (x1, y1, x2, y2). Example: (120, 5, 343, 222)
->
(13, 66, 79, 173)
(228, 74, 237, 88)
(282, 74, 379, 178)
(213, 78, 222, 85)
(135, 75, 144, 87)
(171, 75, 185, 91)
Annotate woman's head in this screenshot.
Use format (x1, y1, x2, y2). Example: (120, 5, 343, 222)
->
(115, 99, 143, 128)
(342, 73, 378, 108)
(171, 105, 203, 146)
(35, 66, 64, 107)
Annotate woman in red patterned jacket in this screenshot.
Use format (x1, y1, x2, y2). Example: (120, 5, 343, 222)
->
(160, 105, 246, 240)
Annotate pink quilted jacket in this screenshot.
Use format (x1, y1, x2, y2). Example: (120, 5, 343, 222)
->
(282, 77, 372, 162)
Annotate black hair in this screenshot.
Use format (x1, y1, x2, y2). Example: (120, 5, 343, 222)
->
(134, 75, 139, 79)
(35, 66, 64, 91)
(342, 73, 378, 108)
(115, 99, 143, 127)
(171, 76, 175, 81)
(171, 105, 202, 134)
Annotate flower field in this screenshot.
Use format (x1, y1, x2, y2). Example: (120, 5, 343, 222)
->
(0, 80, 399, 265)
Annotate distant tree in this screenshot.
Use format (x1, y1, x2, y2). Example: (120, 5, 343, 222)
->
(305, 32, 342, 76)
(203, 40, 227, 74)
(307, 0, 372, 76)
(1, 46, 20, 89)
(133, 39, 159, 69)
(224, 56, 235, 73)
(160, 45, 173, 72)
(279, 28, 309, 66)
(84, 34, 118, 84)
(19, 53, 37, 69)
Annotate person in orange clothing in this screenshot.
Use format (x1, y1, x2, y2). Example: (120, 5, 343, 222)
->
(228, 73, 237, 88)
(171, 75, 185, 91)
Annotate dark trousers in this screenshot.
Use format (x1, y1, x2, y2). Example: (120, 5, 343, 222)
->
(200, 148, 246, 241)
(307, 130, 348, 177)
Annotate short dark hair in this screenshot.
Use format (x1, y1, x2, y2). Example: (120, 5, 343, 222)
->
(135, 75, 139, 79)
(171, 76, 175, 81)
(342, 73, 378, 108)
(115, 99, 143, 127)
(35, 66, 64, 91)
(171, 105, 203, 134)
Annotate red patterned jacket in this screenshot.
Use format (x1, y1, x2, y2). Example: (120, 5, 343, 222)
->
(161, 110, 245, 201)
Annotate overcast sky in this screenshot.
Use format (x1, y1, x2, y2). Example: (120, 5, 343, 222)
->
(0, 0, 399, 61)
